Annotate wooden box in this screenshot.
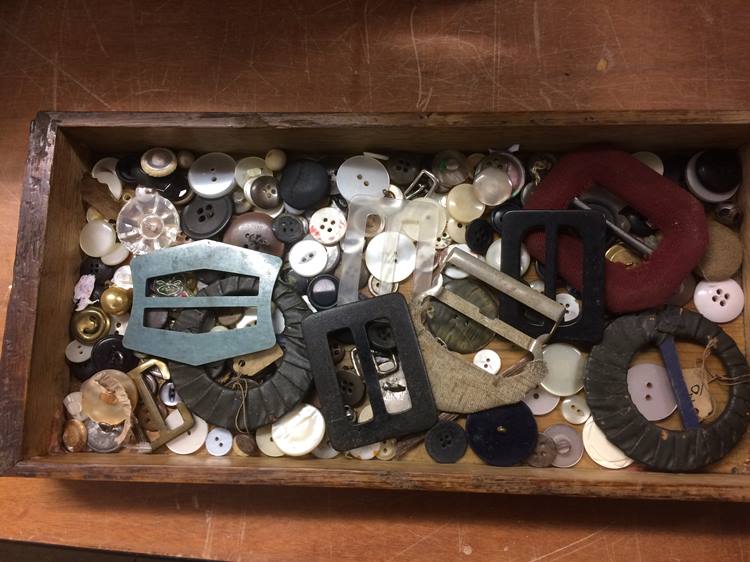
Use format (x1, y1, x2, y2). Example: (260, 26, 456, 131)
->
(2, 111, 749, 501)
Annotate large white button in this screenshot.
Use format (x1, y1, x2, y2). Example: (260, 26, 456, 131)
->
(79, 219, 117, 258)
(101, 243, 130, 266)
(556, 293, 580, 322)
(446, 183, 485, 223)
(336, 155, 390, 201)
(484, 238, 530, 276)
(582, 417, 633, 469)
(188, 152, 236, 199)
(522, 385, 560, 415)
(693, 279, 744, 323)
(271, 403, 326, 457)
(92, 157, 123, 200)
(561, 394, 591, 424)
(472, 167, 512, 206)
(288, 239, 328, 277)
(541, 343, 586, 397)
(205, 427, 233, 456)
(309, 206, 347, 245)
(65, 340, 93, 364)
(365, 232, 417, 283)
(473, 349, 502, 374)
(398, 203, 448, 242)
(235, 156, 271, 189)
(256, 424, 284, 457)
(165, 411, 209, 455)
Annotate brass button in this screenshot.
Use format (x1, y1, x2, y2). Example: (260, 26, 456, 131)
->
(62, 419, 88, 453)
(605, 243, 641, 267)
(71, 306, 111, 344)
(100, 286, 132, 316)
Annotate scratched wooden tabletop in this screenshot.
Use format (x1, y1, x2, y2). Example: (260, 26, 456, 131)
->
(2, 1, 750, 560)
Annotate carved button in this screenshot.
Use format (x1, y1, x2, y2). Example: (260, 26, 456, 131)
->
(222, 212, 284, 256)
(71, 306, 111, 344)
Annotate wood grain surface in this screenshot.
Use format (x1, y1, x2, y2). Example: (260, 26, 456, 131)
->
(2, 1, 750, 560)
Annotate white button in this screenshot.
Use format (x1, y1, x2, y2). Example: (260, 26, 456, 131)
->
(63, 391, 86, 421)
(65, 340, 93, 364)
(365, 232, 416, 283)
(632, 151, 664, 175)
(165, 411, 209, 455)
(289, 239, 328, 277)
(582, 417, 633, 469)
(443, 244, 482, 280)
(435, 228, 452, 250)
(336, 155, 390, 201)
(92, 157, 122, 200)
(237, 156, 272, 195)
(312, 436, 340, 459)
(556, 293, 580, 322)
(522, 385, 560, 415)
(110, 314, 129, 336)
(529, 279, 545, 292)
(541, 343, 586, 397)
(446, 218, 467, 244)
(309, 206, 347, 245)
(159, 382, 181, 407)
(473, 349, 502, 374)
(256, 424, 284, 457)
(446, 183, 485, 223)
(188, 152, 236, 199)
(347, 441, 381, 460)
(358, 403, 373, 423)
(694, 279, 744, 323)
(273, 306, 285, 334)
(101, 243, 130, 266)
(79, 219, 117, 258)
(271, 403, 326, 456)
(561, 394, 591, 424)
(685, 151, 739, 203)
(627, 363, 677, 421)
(205, 427, 233, 456)
(264, 149, 287, 172)
(112, 265, 133, 290)
(485, 238, 530, 276)
(472, 167, 512, 206)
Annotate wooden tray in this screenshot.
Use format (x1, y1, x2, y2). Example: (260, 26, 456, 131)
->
(2, 111, 749, 502)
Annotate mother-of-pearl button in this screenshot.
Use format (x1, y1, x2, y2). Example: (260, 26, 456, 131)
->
(561, 394, 591, 424)
(288, 239, 328, 278)
(522, 385, 560, 415)
(65, 340, 93, 364)
(256, 425, 284, 457)
(484, 238, 530, 276)
(541, 343, 586, 397)
(312, 436, 340, 459)
(336, 155, 390, 201)
(446, 218, 467, 244)
(556, 293, 580, 322)
(446, 183, 485, 223)
(101, 243, 130, 266)
(188, 152, 236, 199)
(693, 279, 744, 323)
(365, 232, 417, 283)
(80, 219, 117, 258)
(92, 157, 123, 200)
(271, 403, 326, 457)
(205, 427, 233, 456)
(626, 363, 677, 421)
(472, 167, 513, 206)
(473, 349, 502, 375)
(582, 417, 633, 469)
(165, 411, 209, 455)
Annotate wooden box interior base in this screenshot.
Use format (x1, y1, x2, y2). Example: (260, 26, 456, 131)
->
(4, 112, 750, 501)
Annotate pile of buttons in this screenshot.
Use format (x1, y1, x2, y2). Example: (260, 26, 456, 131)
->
(63, 145, 746, 471)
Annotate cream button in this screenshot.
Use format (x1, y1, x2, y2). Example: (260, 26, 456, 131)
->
(63, 391, 86, 421)
(376, 438, 398, 460)
(309, 206, 347, 245)
(446, 218, 467, 244)
(288, 239, 328, 277)
(472, 167, 512, 206)
(485, 238, 530, 276)
(561, 394, 591, 424)
(347, 441, 381, 460)
(582, 417, 633, 469)
(65, 340, 93, 364)
(436, 228, 453, 250)
(265, 148, 287, 172)
(141, 147, 177, 177)
(79, 219, 117, 258)
(165, 411, 208, 455)
(235, 156, 271, 189)
(336, 155, 390, 201)
(188, 152, 236, 199)
(365, 232, 417, 283)
(541, 343, 586, 397)
(86, 206, 105, 222)
(205, 427, 233, 456)
(522, 385, 560, 415)
(256, 425, 285, 457)
(694, 279, 744, 323)
(271, 403, 326, 456)
(112, 265, 133, 290)
(632, 151, 664, 175)
(101, 243, 130, 266)
(556, 293, 580, 322)
(473, 349, 502, 374)
(446, 183, 485, 223)
(312, 436, 340, 459)
(92, 157, 123, 200)
(398, 202, 448, 242)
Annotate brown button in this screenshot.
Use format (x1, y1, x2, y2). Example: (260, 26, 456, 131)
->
(71, 306, 111, 344)
(222, 212, 284, 256)
(249, 176, 281, 210)
(63, 419, 88, 452)
(233, 433, 260, 456)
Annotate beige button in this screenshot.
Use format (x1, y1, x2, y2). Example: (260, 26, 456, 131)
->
(63, 391, 86, 420)
(446, 183, 485, 223)
(101, 243, 130, 266)
(265, 148, 287, 172)
(472, 168, 512, 206)
(446, 218, 467, 244)
(256, 425, 284, 457)
(347, 441, 381, 460)
(63, 419, 88, 452)
(632, 151, 664, 175)
(79, 219, 117, 258)
(376, 438, 398, 460)
(141, 147, 177, 177)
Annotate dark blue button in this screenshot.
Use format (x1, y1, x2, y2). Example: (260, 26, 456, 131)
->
(466, 402, 538, 466)
(465, 219, 494, 254)
(425, 420, 468, 463)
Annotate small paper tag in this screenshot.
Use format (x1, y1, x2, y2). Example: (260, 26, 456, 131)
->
(682, 367, 713, 420)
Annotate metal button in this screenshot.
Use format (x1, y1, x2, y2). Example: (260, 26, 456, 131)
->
(181, 194, 233, 240)
(336, 155, 390, 201)
(166, 411, 208, 455)
(582, 417, 633, 469)
(485, 238, 530, 276)
(425, 420, 468, 464)
(472, 167, 512, 206)
(627, 363, 678, 421)
(365, 231, 417, 283)
(309, 206, 347, 245)
(693, 279, 744, 323)
(100, 286, 132, 316)
(71, 306, 111, 344)
(188, 152, 236, 199)
(205, 427, 233, 456)
(556, 293, 580, 322)
(246, 175, 281, 210)
(605, 243, 641, 267)
(256, 425, 284, 457)
(271, 403, 326, 457)
(289, 239, 328, 277)
(79, 219, 117, 258)
(541, 343, 586, 397)
(222, 212, 285, 257)
(543, 423, 584, 468)
(522, 385, 560, 416)
(466, 403, 538, 467)
(141, 147, 177, 177)
(560, 394, 591, 425)
(446, 183, 485, 223)
(86, 419, 127, 453)
(526, 433, 557, 467)
(472, 349, 501, 375)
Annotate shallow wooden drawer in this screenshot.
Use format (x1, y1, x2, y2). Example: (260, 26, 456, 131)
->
(2, 111, 749, 501)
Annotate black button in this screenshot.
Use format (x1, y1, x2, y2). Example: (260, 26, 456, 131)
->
(70, 359, 98, 382)
(307, 274, 339, 310)
(91, 334, 139, 372)
(117, 153, 181, 191)
(425, 420, 468, 463)
(366, 319, 396, 351)
(272, 214, 306, 244)
(466, 402, 538, 466)
(181, 194, 233, 240)
(336, 369, 365, 406)
(386, 152, 421, 186)
(79, 257, 114, 285)
(465, 219, 494, 254)
(696, 149, 742, 194)
(489, 199, 522, 234)
(279, 160, 329, 210)
(157, 169, 193, 203)
(115, 154, 140, 184)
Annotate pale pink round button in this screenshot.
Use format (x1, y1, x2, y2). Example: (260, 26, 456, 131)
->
(626, 363, 677, 421)
(693, 279, 744, 323)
